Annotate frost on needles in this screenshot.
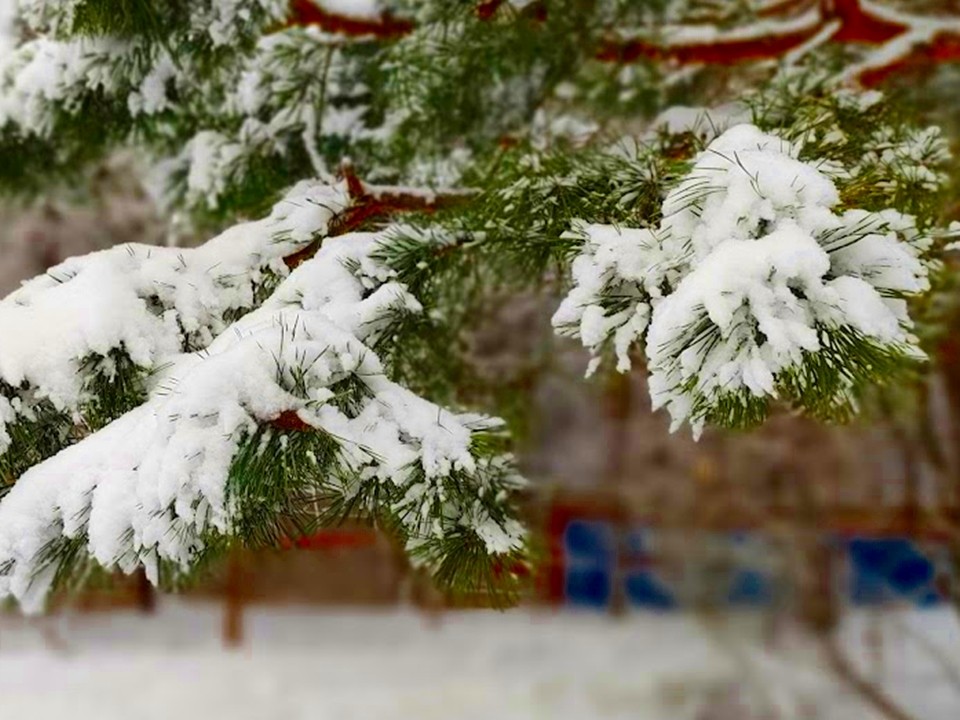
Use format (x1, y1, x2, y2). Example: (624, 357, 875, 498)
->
(554, 123, 938, 437)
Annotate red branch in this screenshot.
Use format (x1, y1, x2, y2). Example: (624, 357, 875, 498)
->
(858, 30, 960, 86)
(598, 21, 821, 65)
(332, 162, 470, 234)
(290, 0, 960, 86)
(599, 0, 960, 86)
(283, 162, 473, 271)
(290, 0, 545, 36)
(272, 409, 312, 432)
(476, 0, 505, 21)
(288, 0, 413, 38)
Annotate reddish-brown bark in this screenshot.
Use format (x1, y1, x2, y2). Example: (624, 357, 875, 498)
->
(596, 23, 821, 65)
(272, 409, 313, 432)
(598, 0, 911, 63)
(598, 0, 960, 86)
(476, 0, 505, 21)
(289, 0, 960, 86)
(283, 162, 472, 271)
(857, 31, 960, 85)
(288, 0, 413, 38)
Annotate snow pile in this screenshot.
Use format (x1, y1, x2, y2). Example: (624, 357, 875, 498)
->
(3, 605, 959, 720)
(0, 231, 524, 612)
(0, 181, 349, 457)
(554, 124, 930, 436)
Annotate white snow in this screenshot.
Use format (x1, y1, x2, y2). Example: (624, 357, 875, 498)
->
(0, 603, 958, 720)
(0, 220, 523, 612)
(0, 1, 16, 56)
(0, 181, 349, 456)
(554, 123, 933, 436)
(647, 103, 750, 140)
(0, 36, 130, 134)
(311, 0, 383, 19)
(166, 26, 371, 210)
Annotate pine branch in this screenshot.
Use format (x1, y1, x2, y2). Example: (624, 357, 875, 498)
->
(287, 0, 414, 39)
(283, 161, 475, 269)
(598, 0, 960, 87)
(287, 0, 546, 37)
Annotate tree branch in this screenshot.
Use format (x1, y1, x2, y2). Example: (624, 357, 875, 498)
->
(288, 0, 413, 39)
(289, 0, 546, 38)
(282, 162, 474, 270)
(599, 0, 960, 87)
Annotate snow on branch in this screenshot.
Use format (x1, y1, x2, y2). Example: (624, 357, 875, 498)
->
(0, 164, 476, 481)
(0, 226, 525, 612)
(284, 161, 475, 269)
(287, 0, 960, 86)
(288, 0, 546, 37)
(599, 0, 960, 86)
(554, 122, 940, 436)
(0, 182, 350, 477)
(288, 0, 414, 38)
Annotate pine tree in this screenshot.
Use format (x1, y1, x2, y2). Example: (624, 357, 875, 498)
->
(0, 0, 955, 611)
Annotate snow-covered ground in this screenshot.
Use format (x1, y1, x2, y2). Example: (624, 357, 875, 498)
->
(0, 602, 958, 719)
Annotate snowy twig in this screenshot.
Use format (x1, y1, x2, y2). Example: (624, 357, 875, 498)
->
(283, 161, 475, 269)
(599, 0, 960, 87)
(289, 0, 545, 36)
(287, 0, 413, 39)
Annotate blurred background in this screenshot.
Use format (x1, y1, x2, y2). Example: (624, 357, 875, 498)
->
(5, 1, 960, 719)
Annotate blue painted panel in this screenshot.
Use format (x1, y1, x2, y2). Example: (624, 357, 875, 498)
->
(847, 537, 943, 606)
(727, 569, 773, 606)
(558, 521, 949, 610)
(624, 571, 676, 610)
(564, 520, 614, 561)
(566, 567, 611, 608)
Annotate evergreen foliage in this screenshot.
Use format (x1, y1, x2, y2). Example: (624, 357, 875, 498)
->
(0, 1, 953, 610)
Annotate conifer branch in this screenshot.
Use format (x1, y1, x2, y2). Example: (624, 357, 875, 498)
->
(287, 0, 413, 38)
(287, 0, 960, 87)
(284, 161, 475, 269)
(597, 0, 960, 87)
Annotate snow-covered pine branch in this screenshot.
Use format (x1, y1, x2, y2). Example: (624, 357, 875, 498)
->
(554, 119, 944, 436)
(0, 189, 526, 612)
(0, 0, 955, 614)
(0, 0, 624, 221)
(0, 181, 353, 487)
(598, 0, 960, 87)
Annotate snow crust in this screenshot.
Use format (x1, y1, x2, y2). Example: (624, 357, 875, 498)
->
(554, 124, 930, 436)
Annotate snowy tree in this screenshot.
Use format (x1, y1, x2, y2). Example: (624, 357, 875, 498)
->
(0, 0, 954, 611)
